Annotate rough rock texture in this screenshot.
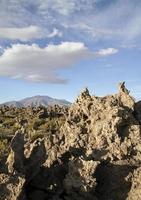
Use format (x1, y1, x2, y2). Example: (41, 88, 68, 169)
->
(1, 82, 141, 200)
(0, 130, 47, 200)
(0, 173, 25, 200)
(61, 83, 139, 163)
(127, 167, 141, 200)
(64, 158, 99, 199)
(6, 130, 25, 174)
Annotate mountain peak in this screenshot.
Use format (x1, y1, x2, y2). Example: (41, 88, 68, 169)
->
(0, 95, 71, 107)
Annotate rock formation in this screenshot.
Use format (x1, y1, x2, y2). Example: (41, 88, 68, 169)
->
(6, 130, 25, 174)
(0, 130, 47, 200)
(127, 166, 141, 200)
(0, 82, 141, 199)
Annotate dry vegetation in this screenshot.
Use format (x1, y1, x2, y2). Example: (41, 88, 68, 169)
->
(0, 105, 67, 161)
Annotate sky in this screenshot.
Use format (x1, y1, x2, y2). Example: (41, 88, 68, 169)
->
(0, 0, 141, 103)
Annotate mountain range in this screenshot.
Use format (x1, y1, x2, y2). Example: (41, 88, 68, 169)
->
(0, 95, 71, 107)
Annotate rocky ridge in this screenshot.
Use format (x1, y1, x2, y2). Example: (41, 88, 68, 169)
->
(1, 82, 141, 200)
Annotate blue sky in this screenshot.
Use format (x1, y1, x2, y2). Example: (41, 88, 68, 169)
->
(0, 0, 141, 102)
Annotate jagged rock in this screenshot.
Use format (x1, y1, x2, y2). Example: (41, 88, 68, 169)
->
(118, 82, 135, 109)
(64, 158, 99, 196)
(5, 132, 47, 199)
(77, 87, 91, 101)
(6, 130, 25, 174)
(118, 82, 130, 94)
(25, 138, 47, 180)
(2, 83, 141, 200)
(61, 82, 141, 162)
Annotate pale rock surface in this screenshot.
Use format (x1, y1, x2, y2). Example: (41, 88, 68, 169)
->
(1, 83, 141, 200)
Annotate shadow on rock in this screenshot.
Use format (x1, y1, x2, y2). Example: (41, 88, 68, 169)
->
(94, 162, 136, 200)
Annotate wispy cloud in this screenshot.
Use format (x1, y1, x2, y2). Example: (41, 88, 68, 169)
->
(0, 0, 140, 47)
(96, 48, 118, 56)
(0, 43, 118, 83)
(47, 28, 62, 38)
(0, 26, 62, 41)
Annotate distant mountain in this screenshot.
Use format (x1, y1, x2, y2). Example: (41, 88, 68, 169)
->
(0, 95, 71, 107)
(1, 101, 23, 108)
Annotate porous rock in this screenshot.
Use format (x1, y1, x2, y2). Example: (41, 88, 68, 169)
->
(1, 83, 141, 200)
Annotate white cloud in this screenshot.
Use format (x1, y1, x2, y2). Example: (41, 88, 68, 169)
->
(0, 26, 42, 41)
(0, 42, 118, 83)
(97, 48, 118, 56)
(0, 26, 62, 41)
(0, 0, 140, 46)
